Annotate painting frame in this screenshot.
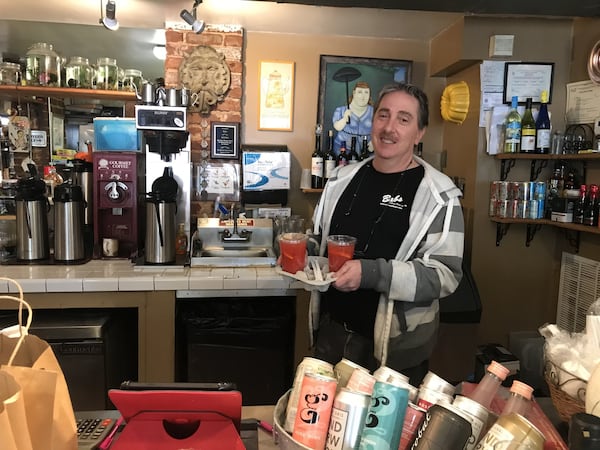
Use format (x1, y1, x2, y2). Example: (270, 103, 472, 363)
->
(318, 55, 412, 154)
(258, 60, 295, 131)
(210, 121, 240, 160)
(503, 62, 554, 104)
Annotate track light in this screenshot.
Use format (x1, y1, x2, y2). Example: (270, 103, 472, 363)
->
(180, 0, 205, 34)
(100, 0, 119, 31)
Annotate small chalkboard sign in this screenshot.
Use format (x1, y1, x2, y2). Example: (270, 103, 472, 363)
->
(211, 122, 239, 159)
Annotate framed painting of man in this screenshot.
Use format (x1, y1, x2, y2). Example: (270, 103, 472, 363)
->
(318, 55, 412, 155)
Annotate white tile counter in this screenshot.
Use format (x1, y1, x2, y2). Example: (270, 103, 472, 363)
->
(0, 259, 298, 293)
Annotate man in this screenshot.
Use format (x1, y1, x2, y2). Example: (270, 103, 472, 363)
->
(311, 82, 464, 386)
(332, 81, 373, 155)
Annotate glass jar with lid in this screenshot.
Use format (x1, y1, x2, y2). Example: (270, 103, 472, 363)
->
(121, 69, 144, 93)
(94, 57, 119, 90)
(0, 62, 21, 85)
(25, 42, 61, 86)
(65, 56, 93, 88)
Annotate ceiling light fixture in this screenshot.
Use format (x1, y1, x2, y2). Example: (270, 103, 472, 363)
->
(99, 0, 119, 31)
(180, 0, 205, 34)
(153, 45, 167, 61)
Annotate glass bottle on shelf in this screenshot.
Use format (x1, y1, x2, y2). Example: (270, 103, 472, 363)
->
(347, 136, 360, 164)
(520, 97, 536, 153)
(504, 96, 521, 153)
(500, 380, 533, 418)
(573, 184, 588, 225)
(310, 124, 324, 189)
(94, 57, 119, 90)
(535, 90, 551, 154)
(25, 42, 61, 86)
(466, 360, 510, 409)
(65, 56, 93, 88)
(337, 141, 349, 167)
(583, 184, 599, 227)
(360, 136, 370, 160)
(324, 130, 336, 185)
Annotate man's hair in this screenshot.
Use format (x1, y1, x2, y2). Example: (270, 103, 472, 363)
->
(373, 82, 429, 130)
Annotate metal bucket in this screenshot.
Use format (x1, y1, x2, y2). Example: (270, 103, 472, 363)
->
(273, 390, 312, 450)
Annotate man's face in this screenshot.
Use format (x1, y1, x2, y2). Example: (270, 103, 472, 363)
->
(353, 87, 371, 107)
(371, 90, 425, 162)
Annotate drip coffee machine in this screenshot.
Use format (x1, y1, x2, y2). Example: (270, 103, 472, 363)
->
(92, 152, 143, 259)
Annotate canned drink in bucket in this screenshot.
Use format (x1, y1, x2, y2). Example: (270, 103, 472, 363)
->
(412, 403, 472, 449)
(346, 367, 376, 395)
(475, 413, 545, 449)
(335, 358, 369, 392)
(452, 395, 489, 450)
(326, 387, 371, 450)
(416, 386, 454, 411)
(358, 380, 409, 450)
(292, 372, 338, 450)
(398, 402, 426, 450)
(373, 365, 410, 384)
(285, 357, 335, 432)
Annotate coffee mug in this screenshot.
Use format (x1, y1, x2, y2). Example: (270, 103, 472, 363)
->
(102, 238, 119, 257)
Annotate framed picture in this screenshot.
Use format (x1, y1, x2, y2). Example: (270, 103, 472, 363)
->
(318, 55, 412, 155)
(258, 60, 295, 131)
(210, 122, 240, 159)
(503, 62, 554, 104)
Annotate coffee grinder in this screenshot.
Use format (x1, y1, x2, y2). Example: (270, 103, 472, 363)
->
(92, 152, 143, 258)
(135, 105, 190, 264)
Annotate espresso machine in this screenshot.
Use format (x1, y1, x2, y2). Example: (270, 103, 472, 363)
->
(135, 104, 190, 264)
(92, 152, 144, 259)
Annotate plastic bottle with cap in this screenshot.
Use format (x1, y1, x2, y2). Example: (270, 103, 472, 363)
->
(501, 380, 534, 418)
(467, 360, 510, 409)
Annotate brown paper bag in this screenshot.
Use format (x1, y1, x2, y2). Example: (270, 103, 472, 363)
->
(0, 278, 77, 450)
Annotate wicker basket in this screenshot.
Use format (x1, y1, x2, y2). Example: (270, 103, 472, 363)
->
(544, 359, 586, 423)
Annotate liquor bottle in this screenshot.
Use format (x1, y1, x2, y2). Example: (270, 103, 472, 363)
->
(504, 96, 521, 153)
(535, 90, 551, 154)
(360, 136, 370, 160)
(324, 130, 337, 184)
(466, 360, 510, 409)
(347, 136, 359, 164)
(336, 141, 349, 167)
(583, 184, 599, 226)
(520, 97, 535, 153)
(573, 184, 588, 225)
(501, 380, 534, 418)
(311, 124, 324, 189)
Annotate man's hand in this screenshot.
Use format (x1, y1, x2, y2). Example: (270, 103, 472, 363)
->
(332, 259, 361, 292)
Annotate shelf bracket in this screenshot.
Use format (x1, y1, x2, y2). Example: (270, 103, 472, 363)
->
(563, 229, 581, 253)
(500, 159, 516, 181)
(496, 222, 510, 246)
(526, 223, 542, 246)
(530, 159, 548, 181)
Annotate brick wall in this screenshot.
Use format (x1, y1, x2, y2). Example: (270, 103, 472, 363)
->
(164, 26, 244, 225)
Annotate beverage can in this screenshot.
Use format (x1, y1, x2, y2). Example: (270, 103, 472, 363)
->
(496, 200, 509, 218)
(475, 413, 545, 449)
(346, 367, 376, 395)
(398, 402, 426, 450)
(285, 357, 335, 432)
(358, 380, 408, 450)
(416, 386, 454, 411)
(373, 365, 410, 385)
(292, 372, 338, 450)
(452, 395, 490, 450)
(334, 358, 369, 392)
(411, 403, 472, 449)
(326, 387, 371, 450)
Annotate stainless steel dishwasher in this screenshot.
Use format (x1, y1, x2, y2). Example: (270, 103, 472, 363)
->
(175, 290, 296, 406)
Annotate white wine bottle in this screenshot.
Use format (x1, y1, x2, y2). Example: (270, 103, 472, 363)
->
(520, 97, 535, 153)
(504, 96, 521, 153)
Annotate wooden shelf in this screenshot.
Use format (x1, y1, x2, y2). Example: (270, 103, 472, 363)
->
(494, 152, 600, 160)
(491, 217, 600, 235)
(0, 85, 137, 101)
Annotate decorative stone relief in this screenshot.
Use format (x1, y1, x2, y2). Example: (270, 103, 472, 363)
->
(179, 45, 231, 115)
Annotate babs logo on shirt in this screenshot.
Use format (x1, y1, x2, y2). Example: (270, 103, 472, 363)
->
(380, 194, 407, 210)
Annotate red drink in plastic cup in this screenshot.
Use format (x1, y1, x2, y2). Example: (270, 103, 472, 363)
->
(279, 233, 308, 274)
(327, 235, 356, 272)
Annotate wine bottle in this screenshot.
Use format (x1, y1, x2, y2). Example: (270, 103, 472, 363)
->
(311, 124, 324, 189)
(583, 184, 599, 226)
(324, 130, 337, 184)
(360, 136, 370, 160)
(573, 184, 587, 225)
(535, 90, 551, 154)
(347, 136, 359, 164)
(504, 96, 521, 153)
(520, 97, 535, 153)
(337, 141, 349, 167)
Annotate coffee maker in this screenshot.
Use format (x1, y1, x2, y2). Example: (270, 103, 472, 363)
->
(135, 105, 190, 264)
(92, 152, 143, 259)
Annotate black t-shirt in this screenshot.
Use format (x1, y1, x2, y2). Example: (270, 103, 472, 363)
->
(322, 162, 424, 338)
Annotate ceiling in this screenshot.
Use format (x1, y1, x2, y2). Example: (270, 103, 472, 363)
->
(251, 0, 600, 17)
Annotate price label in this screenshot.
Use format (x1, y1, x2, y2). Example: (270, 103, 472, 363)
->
(31, 130, 47, 147)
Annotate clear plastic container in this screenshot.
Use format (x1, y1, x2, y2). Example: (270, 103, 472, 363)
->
(0, 62, 21, 85)
(94, 57, 119, 90)
(64, 56, 93, 88)
(501, 380, 533, 417)
(121, 69, 144, 93)
(467, 360, 510, 409)
(25, 42, 61, 86)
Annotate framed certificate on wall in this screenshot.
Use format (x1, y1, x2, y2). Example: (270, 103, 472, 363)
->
(210, 122, 240, 159)
(503, 62, 554, 104)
